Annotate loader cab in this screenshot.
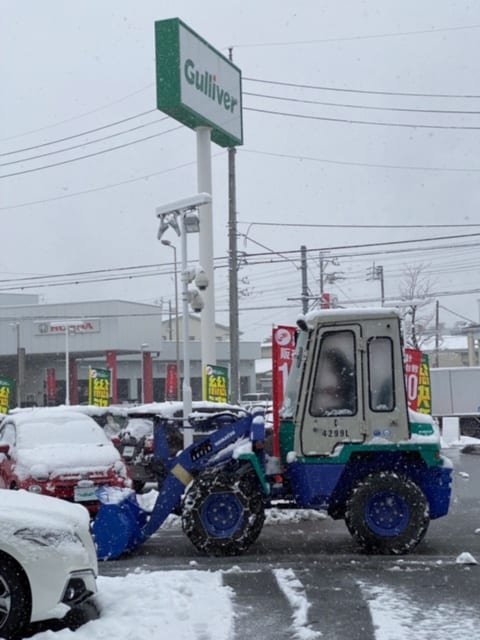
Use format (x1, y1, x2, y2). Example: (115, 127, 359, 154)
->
(291, 309, 410, 457)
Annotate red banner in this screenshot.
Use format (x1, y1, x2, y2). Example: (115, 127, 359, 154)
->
(272, 326, 296, 456)
(165, 363, 178, 401)
(46, 368, 56, 405)
(404, 348, 422, 411)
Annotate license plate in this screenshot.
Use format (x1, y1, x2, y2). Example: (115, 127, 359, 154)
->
(74, 485, 98, 502)
(122, 445, 135, 458)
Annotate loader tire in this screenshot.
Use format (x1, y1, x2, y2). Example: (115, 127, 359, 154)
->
(345, 471, 430, 555)
(182, 468, 265, 556)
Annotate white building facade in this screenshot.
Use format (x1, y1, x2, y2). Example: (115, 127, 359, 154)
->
(0, 296, 260, 408)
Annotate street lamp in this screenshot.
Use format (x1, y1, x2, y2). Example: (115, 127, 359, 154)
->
(161, 239, 181, 401)
(49, 320, 84, 405)
(156, 193, 211, 448)
(140, 342, 149, 404)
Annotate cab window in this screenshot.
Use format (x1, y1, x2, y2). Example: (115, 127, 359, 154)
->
(368, 337, 395, 412)
(310, 331, 357, 417)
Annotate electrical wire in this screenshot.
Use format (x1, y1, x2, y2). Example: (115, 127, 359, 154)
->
(244, 76, 480, 100)
(244, 91, 480, 115)
(0, 125, 183, 179)
(0, 117, 170, 168)
(241, 148, 480, 173)
(0, 110, 159, 157)
(0, 84, 154, 143)
(245, 105, 480, 130)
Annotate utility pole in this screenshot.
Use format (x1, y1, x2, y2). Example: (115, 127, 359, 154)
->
(318, 252, 343, 307)
(434, 299, 440, 367)
(228, 47, 240, 404)
(300, 245, 309, 314)
(366, 262, 385, 306)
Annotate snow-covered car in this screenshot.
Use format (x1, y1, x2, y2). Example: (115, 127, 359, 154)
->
(0, 489, 98, 638)
(0, 408, 132, 515)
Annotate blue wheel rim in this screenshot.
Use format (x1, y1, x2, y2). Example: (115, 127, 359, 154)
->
(364, 491, 410, 537)
(200, 493, 244, 538)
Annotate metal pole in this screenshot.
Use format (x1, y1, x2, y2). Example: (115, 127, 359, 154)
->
(228, 146, 240, 403)
(181, 213, 193, 448)
(141, 345, 145, 404)
(196, 126, 215, 392)
(301, 245, 308, 314)
(172, 245, 181, 401)
(65, 327, 70, 406)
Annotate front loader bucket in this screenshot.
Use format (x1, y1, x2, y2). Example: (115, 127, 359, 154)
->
(92, 488, 149, 560)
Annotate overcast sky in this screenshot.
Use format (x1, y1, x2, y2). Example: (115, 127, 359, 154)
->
(2, 1, 480, 341)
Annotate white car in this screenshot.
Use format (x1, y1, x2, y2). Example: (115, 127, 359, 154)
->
(0, 489, 98, 638)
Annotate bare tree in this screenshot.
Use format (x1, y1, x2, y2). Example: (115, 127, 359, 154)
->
(399, 263, 436, 350)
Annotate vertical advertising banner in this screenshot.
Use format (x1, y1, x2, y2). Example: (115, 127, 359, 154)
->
(0, 377, 14, 414)
(416, 353, 432, 415)
(204, 365, 229, 403)
(272, 326, 296, 456)
(165, 363, 178, 401)
(404, 348, 423, 411)
(46, 368, 57, 405)
(88, 367, 111, 407)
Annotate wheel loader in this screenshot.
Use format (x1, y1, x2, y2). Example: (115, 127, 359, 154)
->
(92, 308, 452, 560)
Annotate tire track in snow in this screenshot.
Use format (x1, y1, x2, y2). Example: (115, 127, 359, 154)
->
(273, 568, 321, 639)
(358, 580, 480, 640)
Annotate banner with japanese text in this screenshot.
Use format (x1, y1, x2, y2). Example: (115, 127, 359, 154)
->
(416, 353, 431, 415)
(404, 348, 423, 411)
(88, 367, 111, 407)
(0, 377, 14, 414)
(204, 365, 229, 403)
(46, 368, 57, 405)
(272, 326, 296, 456)
(165, 363, 178, 401)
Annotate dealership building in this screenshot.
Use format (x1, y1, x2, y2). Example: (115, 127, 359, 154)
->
(0, 294, 260, 408)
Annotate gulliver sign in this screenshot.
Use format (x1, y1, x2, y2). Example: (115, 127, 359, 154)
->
(155, 18, 243, 147)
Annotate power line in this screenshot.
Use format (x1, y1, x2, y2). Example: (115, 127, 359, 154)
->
(242, 148, 480, 173)
(238, 219, 480, 229)
(244, 76, 480, 100)
(0, 84, 154, 143)
(0, 125, 183, 179)
(0, 110, 158, 157)
(244, 91, 480, 115)
(0, 152, 226, 211)
(0, 117, 169, 168)
(245, 105, 480, 130)
(233, 23, 480, 49)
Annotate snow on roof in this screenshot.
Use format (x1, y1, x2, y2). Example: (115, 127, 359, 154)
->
(255, 357, 272, 374)
(421, 335, 468, 351)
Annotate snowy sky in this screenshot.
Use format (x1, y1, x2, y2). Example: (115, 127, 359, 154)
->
(2, 1, 480, 341)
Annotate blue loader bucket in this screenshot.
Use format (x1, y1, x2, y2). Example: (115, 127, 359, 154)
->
(92, 488, 149, 560)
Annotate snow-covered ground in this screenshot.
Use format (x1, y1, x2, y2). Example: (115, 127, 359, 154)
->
(29, 436, 479, 640)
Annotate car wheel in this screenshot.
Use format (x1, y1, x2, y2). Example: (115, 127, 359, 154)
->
(0, 554, 31, 639)
(345, 471, 430, 555)
(182, 468, 265, 556)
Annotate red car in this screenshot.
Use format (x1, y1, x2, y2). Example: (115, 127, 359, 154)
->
(0, 408, 132, 516)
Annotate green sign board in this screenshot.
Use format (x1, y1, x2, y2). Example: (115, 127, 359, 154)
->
(155, 18, 243, 148)
(88, 367, 111, 407)
(0, 377, 14, 414)
(204, 364, 229, 403)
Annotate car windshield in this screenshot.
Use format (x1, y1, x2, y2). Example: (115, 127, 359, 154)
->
(16, 416, 109, 449)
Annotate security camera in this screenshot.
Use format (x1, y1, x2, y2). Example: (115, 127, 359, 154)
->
(155, 193, 212, 217)
(190, 290, 204, 313)
(195, 267, 209, 291)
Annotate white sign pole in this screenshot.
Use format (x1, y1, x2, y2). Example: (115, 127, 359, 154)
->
(196, 126, 216, 395)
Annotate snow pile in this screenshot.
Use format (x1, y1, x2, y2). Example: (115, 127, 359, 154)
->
(31, 570, 234, 639)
